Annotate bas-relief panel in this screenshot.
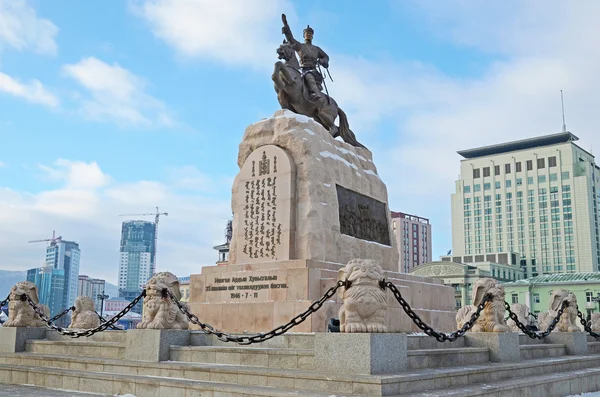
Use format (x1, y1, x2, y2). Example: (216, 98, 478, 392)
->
(234, 145, 295, 264)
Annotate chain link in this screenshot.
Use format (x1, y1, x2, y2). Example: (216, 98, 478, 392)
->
(22, 291, 144, 338)
(576, 308, 600, 339)
(385, 281, 491, 342)
(0, 294, 9, 308)
(49, 306, 75, 323)
(168, 280, 344, 345)
(505, 300, 569, 339)
(96, 311, 122, 330)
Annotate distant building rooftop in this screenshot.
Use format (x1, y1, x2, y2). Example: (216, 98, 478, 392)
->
(457, 132, 579, 159)
(504, 272, 600, 286)
(391, 211, 430, 224)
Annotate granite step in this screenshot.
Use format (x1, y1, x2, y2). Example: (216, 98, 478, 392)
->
(191, 331, 315, 349)
(407, 335, 467, 350)
(25, 340, 124, 359)
(519, 343, 567, 360)
(394, 366, 600, 397)
(407, 347, 489, 369)
(589, 341, 600, 354)
(169, 345, 314, 370)
(45, 330, 127, 343)
(518, 334, 546, 345)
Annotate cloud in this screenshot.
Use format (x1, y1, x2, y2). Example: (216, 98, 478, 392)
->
(131, 0, 293, 69)
(0, 161, 5, 168)
(62, 57, 174, 127)
(0, 160, 232, 284)
(0, 0, 58, 55)
(0, 72, 59, 107)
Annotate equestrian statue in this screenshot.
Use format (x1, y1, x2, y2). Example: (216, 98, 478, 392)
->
(273, 14, 365, 149)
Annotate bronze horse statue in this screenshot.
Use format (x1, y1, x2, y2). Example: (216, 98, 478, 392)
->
(272, 41, 365, 148)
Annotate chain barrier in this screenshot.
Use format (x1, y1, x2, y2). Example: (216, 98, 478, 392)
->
(384, 280, 491, 342)
(49, 306, 75, 323)
(505, 300, 569, 339)
(22, 291, 144, 338)
(167, 280, 345, 345)
(0, 294, 9, 308)
(96, 311, 123, 331)
(577, 308, 600, 339)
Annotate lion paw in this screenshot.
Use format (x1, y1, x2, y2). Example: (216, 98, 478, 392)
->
(346, 322, 368, 333)
(366, 323, 387, 333)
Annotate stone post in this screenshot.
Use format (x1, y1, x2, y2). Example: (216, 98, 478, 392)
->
(124, 329, 190, 362)
(464, 332, 520, 362)
(544, 332, 587, 355)
(314, 333, 407, 375)
(0, 327, 47, 353)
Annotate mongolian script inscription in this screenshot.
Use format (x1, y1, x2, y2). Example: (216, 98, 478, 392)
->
(336, 184, 391, 245)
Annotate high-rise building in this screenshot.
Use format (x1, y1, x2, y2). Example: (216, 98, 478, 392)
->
(27, 266, 65, 318)
(78, 275, 106, 311)
(43, 240, 80, 309)
(118, 221, 155, 312)
(391, 211, 432, 273)
(451, 132, 600, 277)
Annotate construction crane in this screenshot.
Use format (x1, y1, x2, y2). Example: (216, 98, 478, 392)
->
(28, 230, 62, 245)
(118, 206, 168, 275)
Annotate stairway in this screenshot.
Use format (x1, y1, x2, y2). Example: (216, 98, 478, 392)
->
(1, 330, 600, 396)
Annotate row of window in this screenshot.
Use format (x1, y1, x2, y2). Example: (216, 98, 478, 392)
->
(472, 156, 558, 179)
(464, 172, 569, 193)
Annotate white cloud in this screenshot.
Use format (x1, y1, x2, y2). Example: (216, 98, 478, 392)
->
(0, 160, 232, 284)
(0, 0, 58, 55)
(0, 161, 5, 168)
(0, 72, 59, 107)
(131, 0, 293, 69)
(62, 57, 174, 127)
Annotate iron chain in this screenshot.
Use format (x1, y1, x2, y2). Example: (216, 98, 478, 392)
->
(0, 294, 9, 308)
(505, 300, 568, 339)
(49, 306, 75, 323)
(385, 281, 491, 342)
(96, 311, 123, 330)
(577, 308, 600, 339)
(23, 291, 144, 338)
(168, 280, 344, 345)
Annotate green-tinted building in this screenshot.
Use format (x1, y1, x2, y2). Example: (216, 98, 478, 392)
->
(503, 272, 600, 316)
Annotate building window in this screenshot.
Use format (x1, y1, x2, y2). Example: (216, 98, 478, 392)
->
(514, 162, 521, 172)
(505, 164, 511, 174)
(495, 165, 500, 176)
(516, 178, 523, 186)
(526, 160, 533, 171)
(533, 293, 540, 303)
(538, 175, 546, 183)
(548, 156, 557, 167)
(495, 181, 501, 189)
(549, 173, 557, 182)
(537, 158, 545, 169)
(484, 183, 491, 190)
(561, 171, 570, 180)
(464, 185, 471, 193)
(586, 292, 594, 303)
(506, 180, 512, 188)
(473, 168, 481, 178)
(483, 167, 490, 177)
(474, 184, 481, 192)
(511, 293, 518, 304)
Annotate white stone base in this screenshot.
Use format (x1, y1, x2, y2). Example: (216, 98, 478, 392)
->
(0, 327, 47, 353)
(125, 329, 190, 362)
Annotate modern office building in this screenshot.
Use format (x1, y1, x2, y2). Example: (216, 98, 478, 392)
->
(118, 220, 156, 313)
(77, 275, 106, 311)
(26, 266, 65, 318)
(391, 211, 432, 273)
(43, 240, 81, 309)
(451, 132, 600, 277)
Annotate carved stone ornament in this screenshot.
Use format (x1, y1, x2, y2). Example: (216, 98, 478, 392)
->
(338, 259, 387, 333)
(506, 303, 531, 332)
(538, 289, 580, 333)
(591, 313, 600, 333)
(3, 281, 50, 327)
(68, 296, 100, 329)
(455, 278, 511, 332)
(137, 272, 189, 330)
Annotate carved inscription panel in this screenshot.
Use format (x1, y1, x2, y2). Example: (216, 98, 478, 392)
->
(336, 184, 391, 246)
(234, 145, 295, 263)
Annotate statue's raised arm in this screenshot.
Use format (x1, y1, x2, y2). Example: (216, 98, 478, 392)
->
(281, 14, 299, 46)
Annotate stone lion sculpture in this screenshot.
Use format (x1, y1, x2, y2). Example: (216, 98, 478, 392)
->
(506, 303, 531, 332)
(3, 281, 50, 327)
(338, 259, 387, 333)
(538, 289, 580, 332)
(68, 296, 100, 329)
(137, 272, 189, 330)
(455, 278, 511, 332)
(591, 313, 600, 333)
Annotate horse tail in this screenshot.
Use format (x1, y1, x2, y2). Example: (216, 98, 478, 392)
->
(338, 108, 365, 149)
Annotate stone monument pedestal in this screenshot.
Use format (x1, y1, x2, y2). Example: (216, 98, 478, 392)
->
(464, 332, 520, 362)
(124, 329, 190, 362)
(545, 332, 588, 355)
(189, 110, 456, 333)
(0, 327, 47, 353)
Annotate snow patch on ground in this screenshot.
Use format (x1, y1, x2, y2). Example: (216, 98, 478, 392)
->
(319, 151, 358, 170)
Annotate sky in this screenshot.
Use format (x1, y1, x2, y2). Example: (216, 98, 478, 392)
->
(2, 0, 600, 285)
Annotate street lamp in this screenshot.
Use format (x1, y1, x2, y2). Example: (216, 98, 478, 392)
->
(97, 292, 109, 318)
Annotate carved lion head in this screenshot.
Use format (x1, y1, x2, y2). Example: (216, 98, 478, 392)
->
(339, 259, 385, 286)
(472, 278, 505, 306)
(10, 281, 40, 304)
(145, 272, 182, 300)
(550, 289, 577, 312)
(75, 296, 95, 312)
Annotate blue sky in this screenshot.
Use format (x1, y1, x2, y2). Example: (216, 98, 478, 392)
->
(2, 0, 600, 284)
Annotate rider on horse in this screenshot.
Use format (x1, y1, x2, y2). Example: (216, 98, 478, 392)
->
(281, 21, 329, 101)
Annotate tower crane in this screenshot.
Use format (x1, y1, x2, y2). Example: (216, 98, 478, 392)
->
(28, 230, 63, 245)
(118, 206, 168, 275)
